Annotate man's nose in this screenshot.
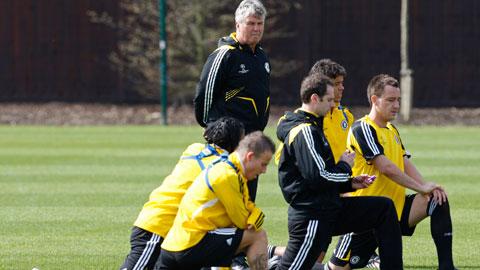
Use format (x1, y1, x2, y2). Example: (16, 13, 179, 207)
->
(394, 100, 400, 108)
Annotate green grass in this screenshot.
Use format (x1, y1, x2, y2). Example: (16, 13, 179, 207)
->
(0, 125, 479, 269)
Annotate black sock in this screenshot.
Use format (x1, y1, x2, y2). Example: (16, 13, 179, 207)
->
(267, 244, 276, 258)
(429, 198, 455, 270)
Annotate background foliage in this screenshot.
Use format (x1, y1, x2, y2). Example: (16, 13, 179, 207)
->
(88, 0, 301, 103)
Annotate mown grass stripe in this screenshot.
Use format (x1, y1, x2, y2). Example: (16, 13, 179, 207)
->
(0, 125, 478, 269)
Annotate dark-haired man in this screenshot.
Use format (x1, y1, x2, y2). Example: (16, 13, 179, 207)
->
(274, 74, 403, 270)
(309, 59, 353, 163)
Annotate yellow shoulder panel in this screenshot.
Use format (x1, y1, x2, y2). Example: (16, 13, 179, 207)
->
(288, 123, 310, 145)
(214, 45, 235, 52)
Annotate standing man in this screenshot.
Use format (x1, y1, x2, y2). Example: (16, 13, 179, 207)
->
(328, 74, 456, 270)
(194, 0, 270, 203)
(275, 74, 404, 270)
(309, 59, 354, 163)
(157, 132, 275, 270)
(119, 117, 244, 270)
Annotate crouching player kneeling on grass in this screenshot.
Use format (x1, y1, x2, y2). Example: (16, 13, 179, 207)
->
(328, 74, 456, 270)
(119, 117, 244, 270)
(273, 74, 403, 270)
(156, 131, 275, 270)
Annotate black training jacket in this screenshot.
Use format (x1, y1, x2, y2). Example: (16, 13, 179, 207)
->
(276, 109, 354, 219)
(194, 32, 270, 134)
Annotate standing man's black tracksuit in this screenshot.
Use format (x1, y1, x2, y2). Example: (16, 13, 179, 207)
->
(194, 32, 270, 201)
(275, 109, 403, 270)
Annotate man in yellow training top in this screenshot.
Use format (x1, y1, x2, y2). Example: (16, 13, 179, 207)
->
(119, 117, 244, 270)
(309, 59, 354, 163)
(158, 131, 275, 270)
(329, 74, 456, 270)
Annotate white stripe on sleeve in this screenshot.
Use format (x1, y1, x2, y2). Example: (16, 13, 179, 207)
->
(360, 121, 380, 156)
(302, 126, 350, 182)
(203, 47, 229, 124)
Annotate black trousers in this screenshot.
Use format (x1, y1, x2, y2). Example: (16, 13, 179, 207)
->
(277, 196, 403, 270)
(120, 227, 163, 270)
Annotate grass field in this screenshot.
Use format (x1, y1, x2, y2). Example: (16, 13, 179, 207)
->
(0, 125, 479, 270)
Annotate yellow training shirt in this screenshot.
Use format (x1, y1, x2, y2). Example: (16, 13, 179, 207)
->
(133, 143, 227, 237)
(323, 104, 354, 163)
(161, 152, 264, 252)
(347, 115, 409, 219)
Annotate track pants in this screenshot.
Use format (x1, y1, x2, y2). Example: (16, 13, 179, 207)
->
(120, 227, 163, 270)
(277, 196, 403, 270)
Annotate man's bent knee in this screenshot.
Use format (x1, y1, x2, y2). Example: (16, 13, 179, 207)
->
(238, 228, 267, 252)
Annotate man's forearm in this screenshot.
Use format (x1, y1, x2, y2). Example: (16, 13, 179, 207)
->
(373, 155, 427, 193)
(403, 157, 425, 184)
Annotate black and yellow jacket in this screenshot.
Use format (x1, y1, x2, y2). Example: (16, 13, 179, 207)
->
(276, 109, 354, 219)
(194, 32, 270, 134)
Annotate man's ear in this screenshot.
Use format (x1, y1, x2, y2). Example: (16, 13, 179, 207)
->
(311, 93, 319, 103)
(371, 95, 378, 105)
(245, 151, 255, 162)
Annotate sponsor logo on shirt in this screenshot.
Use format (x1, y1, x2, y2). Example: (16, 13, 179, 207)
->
(239, 64, 249, 74)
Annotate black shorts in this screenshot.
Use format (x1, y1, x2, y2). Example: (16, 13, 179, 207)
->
(330, 194, 417, 268)
(157, 228, 243, 270)
(119, 226, 164, 270)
